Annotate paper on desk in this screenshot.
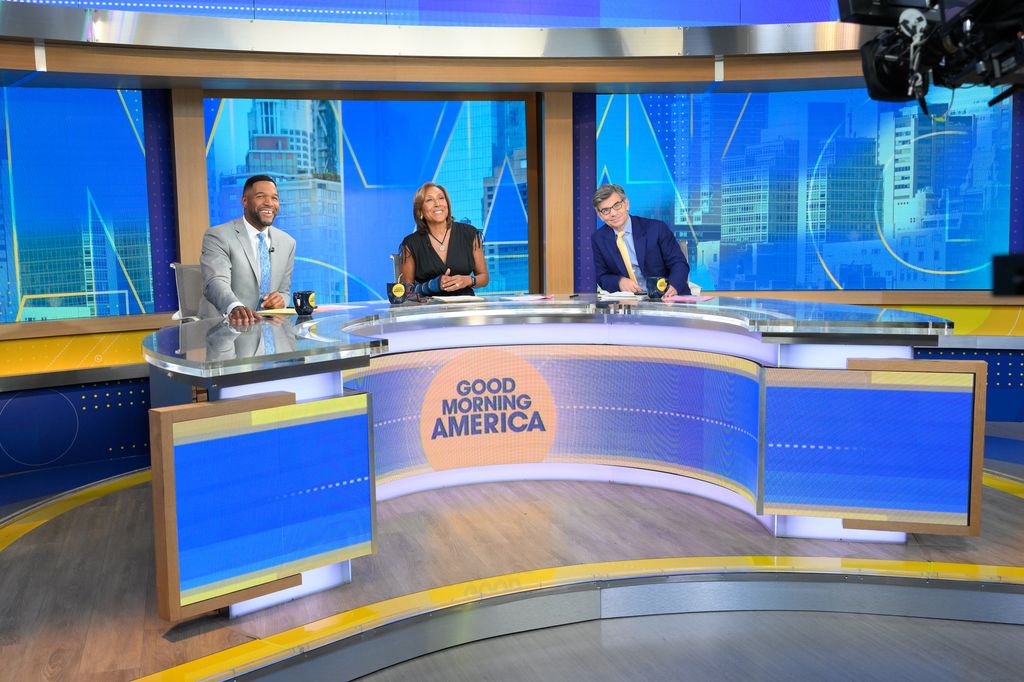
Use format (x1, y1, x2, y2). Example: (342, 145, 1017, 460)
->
(431, 295, 486, 303)
(662, 295, 715, 303)
(259, 308, 297, 315)
(598, 291, 644, 300)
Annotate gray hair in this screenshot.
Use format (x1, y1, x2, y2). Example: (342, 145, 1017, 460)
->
(592, 183, 627, 209)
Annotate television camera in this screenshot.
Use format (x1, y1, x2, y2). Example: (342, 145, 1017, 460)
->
(838, 0, 1024, 108)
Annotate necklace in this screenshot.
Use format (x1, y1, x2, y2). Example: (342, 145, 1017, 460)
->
(428, 225, 450, 252)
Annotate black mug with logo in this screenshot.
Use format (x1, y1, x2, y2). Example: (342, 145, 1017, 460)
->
(292, 290, 317, 315)
(646, 276, 668, 300)
(387, 282, 409, 304)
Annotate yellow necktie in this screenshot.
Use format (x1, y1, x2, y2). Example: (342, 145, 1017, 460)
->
(615, 231, 638, 284)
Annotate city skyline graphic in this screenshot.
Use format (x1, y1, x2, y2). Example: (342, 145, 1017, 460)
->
(205, 98, 530, 301)
(597, 88, 1012, 291)
(0, 88, 153, 323)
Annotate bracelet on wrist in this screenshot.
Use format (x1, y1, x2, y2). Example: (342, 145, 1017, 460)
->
(470, 274, 477, 288)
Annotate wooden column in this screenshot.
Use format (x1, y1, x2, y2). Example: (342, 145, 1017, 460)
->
(542, 91, 574, 294)
(170, 88, 209, 264)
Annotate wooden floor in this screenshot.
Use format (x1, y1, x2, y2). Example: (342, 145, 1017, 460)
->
(3, 469, 1024, 680)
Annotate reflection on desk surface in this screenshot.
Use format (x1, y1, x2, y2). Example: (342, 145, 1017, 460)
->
(142, 296, 953, 378)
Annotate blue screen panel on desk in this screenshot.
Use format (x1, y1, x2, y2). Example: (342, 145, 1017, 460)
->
(764, 385, 973, 522)
(173, 410, 371, 604)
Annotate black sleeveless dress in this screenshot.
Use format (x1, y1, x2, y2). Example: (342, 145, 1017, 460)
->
(400, 222, 481, 297)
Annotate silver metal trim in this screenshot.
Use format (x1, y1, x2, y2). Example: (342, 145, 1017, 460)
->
(0, 363, 149, 393)
(240, 573, 1024, 681)
(0, 4, 880, 59)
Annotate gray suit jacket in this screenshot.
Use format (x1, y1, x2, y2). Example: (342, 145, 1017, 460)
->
(199, 218, 296, 318)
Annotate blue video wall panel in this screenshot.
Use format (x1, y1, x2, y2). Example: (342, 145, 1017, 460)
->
(205, 98, 529, 300)
(0, 88, 156, 322)
(764, 370, 975, 524)
(172, 396, 373, 606)
(344, 345, 762, 501)
(15, 1, 838, 27)
(595, 88, 1013, 292)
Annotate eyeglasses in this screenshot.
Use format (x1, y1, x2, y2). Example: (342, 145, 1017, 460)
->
(596, 199, 625, 217)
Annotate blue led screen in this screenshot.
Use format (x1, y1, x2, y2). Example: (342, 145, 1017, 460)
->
(174, 404, 373, 603)
(205, 98, 529, 300)
(764, 382, 974, 521)
(345, 345, 762, 501)
(595, 88, 1013, 291)
(13, 1, 838, 27)
(0, 88, 156, 322)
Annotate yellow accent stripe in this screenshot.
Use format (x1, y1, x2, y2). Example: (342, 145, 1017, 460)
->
(869, 371, 974, 389)
(984, 470, 1024, 498)
(816, 249, 843, 290)
(721, 92, 750, 161)
(595, 93, 614, 138)
(116, 90, 145, 157)
(205, 98, 225, 157)
(173, 401, 369, 443)
(4, 89, 21, 303)
(140, 554, 1024, 681)
(0, 470, 150, 553)
(250, 395, 367, 426)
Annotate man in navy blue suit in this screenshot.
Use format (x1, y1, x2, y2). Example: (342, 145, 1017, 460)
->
(591, 184, 690, 297)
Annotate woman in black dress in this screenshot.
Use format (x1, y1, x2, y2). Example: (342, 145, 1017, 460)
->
(400, 182, 489, 297)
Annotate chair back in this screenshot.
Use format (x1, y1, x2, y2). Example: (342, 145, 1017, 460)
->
(171, 262, 203, 321)
(390, 253, 402, 281)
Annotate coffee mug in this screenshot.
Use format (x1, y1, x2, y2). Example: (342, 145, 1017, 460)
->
(387, 282, 409, 304)
(646, 276, 668, 300)
(292, 290, 317, 315)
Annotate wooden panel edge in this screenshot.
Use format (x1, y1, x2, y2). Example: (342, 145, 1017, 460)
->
(150, 391, 296, 422)
(542, 91, 574, 295)
(150, 391, 296, 621)
(174, 574, 303, 622)
(842, 518, 977, 536)
(150, 406, 178, 621)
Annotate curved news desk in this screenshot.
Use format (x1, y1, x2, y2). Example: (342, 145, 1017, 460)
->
(142, 296, 984, 620)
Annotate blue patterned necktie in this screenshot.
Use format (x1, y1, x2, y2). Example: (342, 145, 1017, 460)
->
(261, 321, 276, 355)
(257, 231, 271, 308)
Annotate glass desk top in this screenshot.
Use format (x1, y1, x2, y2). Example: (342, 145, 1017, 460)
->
(142, 295, 953, 380)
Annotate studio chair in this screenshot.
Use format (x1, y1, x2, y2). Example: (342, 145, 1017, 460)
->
(170, 262, 203, 322)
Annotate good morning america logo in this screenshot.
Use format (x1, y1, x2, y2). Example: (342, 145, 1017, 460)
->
(419, 348, 557, 469)
(431, 377, 545, 439)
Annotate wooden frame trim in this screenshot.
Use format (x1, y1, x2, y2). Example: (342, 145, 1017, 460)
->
(0, 312, 175, 341)
(542, 91, 574, 294)
(149, 391, 296, 622)
(526, 93, 543, 293)
(171, 87, 209, 265)
(842, 358, 987, 537)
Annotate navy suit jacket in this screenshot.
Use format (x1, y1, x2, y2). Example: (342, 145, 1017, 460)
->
(591, 215, 690, 295)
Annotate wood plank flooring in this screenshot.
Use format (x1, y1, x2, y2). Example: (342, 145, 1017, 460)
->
(1, 474, 1024, 679)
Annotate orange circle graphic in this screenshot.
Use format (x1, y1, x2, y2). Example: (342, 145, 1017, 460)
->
(420, 348, 556, 471)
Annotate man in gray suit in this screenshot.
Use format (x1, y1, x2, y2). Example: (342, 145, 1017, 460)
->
(200, 174, 296, 323)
